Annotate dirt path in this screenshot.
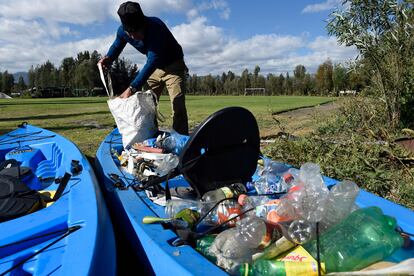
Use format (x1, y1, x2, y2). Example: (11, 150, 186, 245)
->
(260, 101, 339, 139)
(277, 101, 338, 117)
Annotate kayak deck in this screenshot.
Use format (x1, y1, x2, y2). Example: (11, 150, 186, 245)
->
(97, 128, 414, 275)
(0, 124, 116, 275)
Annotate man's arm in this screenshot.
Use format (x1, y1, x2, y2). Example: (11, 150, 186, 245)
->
(129, 50, 160, 90)
(98, 27, 127, 69)
(119, 51, 159, 98)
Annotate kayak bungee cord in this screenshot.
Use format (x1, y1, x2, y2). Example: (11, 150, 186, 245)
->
(0, 225, 82, 276)
(0, 131, 42, 141)
(0, 135, 56, 146)
(0, 227, 72, 250)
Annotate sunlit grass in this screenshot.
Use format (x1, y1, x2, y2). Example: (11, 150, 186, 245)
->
(0, 95, 333, 156)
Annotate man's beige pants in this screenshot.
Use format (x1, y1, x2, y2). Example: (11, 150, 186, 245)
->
(147, 59, 189, 135)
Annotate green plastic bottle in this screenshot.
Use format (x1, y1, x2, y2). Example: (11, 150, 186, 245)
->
(196, 235, 217, 263)
(239, 260, 322, 276)
(303, 206, 404, 272)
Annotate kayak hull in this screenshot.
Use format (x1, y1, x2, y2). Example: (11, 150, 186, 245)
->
(95, 128, 414, 275)
(0, 124, 116, 275)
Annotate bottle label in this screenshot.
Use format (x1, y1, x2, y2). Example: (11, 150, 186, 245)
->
(277, 246, 325, 275)
(277, 246, 316, 262)
(284, 261, 325, 276)
(221, 187, 234, 198)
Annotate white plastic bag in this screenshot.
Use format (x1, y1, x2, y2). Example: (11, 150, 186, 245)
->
(107, 91, 157, 148)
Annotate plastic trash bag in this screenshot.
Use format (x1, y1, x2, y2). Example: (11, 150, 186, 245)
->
(107, 91, 158, 148)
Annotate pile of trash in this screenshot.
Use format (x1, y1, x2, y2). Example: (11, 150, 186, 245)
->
(115, 133, 412, 275)
(114, 130, 188, 181)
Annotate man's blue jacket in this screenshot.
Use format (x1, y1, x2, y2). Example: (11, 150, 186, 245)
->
(107, 16, 184, 90)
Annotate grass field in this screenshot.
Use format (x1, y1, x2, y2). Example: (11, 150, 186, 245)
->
(0, 95, 333, 156)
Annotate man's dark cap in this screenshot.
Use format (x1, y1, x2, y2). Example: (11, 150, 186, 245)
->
(117, 2, 145, 32)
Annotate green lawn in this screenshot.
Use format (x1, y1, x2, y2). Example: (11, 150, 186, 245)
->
(0, 95, 333, 156)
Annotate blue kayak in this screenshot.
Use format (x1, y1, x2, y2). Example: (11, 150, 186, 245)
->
(96, 127, 414, 275)
(0, 124, 116, 275)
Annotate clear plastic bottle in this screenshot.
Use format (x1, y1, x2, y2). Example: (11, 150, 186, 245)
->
(303, 207, 404, 272)
(238, 194, 289, 229)
(286, 219, 315, 244)
(266, 199, 297, 224)
(209, 216, 268, 273)
(290, 162, 329, 222)
(165, 198, 210, 218)
(201, 183, 247, 203)
(238, 194, 271, 212)
(253, 173, 281, 194)
(320, 180, 360, 230)
(215, 200, 242, 227)
(254, 159, 291, 194)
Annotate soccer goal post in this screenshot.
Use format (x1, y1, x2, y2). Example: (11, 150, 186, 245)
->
(244, 87, 266, 96)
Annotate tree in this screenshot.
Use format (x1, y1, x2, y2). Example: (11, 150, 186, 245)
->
(241, 69, 250, 90)
(293, 64, 307, 95)
(293, 64, 306, 80)
(60, 57, 76, 87)
(2, 71, 14, 94)
(332, 63, 348, 95)
(253, 65, 261, 88)
(111, 58, 135, 95)
(284, 72, 293, 95)
(315, 60, 333, 95)
(277, 74, 285, 95)
(28, 66, 35, 88)
(327, 0, 414, 126)
(17, 76, 26, 91)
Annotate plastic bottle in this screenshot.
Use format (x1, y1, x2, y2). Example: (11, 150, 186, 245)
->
(201, 183, 247, 203)
(196, 235, 217, 263)
(240, 259, 322, 276)
(239, 194, 271, 207)
(252, 176, 277, 195)
(266, 199, 297, 225)
(165, 198, 211, 219)
(209, 216, 268, 273)
(254, 159, 291, 194)
(320, 180, 360, 230)
(215, 200, 242, 227)
(289, 162, 329, 222)
(286, 220, 315, 244)
(303, 207, 404, 272)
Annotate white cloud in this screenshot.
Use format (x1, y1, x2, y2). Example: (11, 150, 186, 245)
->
(0, 0, 108, 25)
(172, 17, 225, 55)
(0, 1, 357, 76)
(0, 0, 194, 24)
(172, 18, 356, 75)
(302, 0, 341, 14)
(186, 0, 230, 21)
(0, 18, 48, 45)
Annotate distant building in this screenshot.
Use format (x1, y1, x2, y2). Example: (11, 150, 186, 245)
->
(0, 92, 12, 99)
(339, 90, 357, 96)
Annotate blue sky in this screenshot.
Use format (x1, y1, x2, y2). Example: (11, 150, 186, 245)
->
(0, 0, 356, 75)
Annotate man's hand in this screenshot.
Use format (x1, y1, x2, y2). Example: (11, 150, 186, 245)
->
(119, 87, 133, 98)
(97, 56, 112, 70)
